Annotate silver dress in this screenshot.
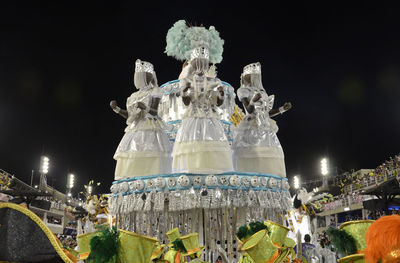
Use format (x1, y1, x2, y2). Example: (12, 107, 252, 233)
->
(114, 85, 172, 180)
(232, 85, 286, 177)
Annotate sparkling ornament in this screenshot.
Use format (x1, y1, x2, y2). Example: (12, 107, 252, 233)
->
(219, 176, 229, 186)
(135, 180, 145, 190)
(177, 175, 190, 187)
(242, 177, 250, 187)
(120, 182, 129, 192)
(128, 181, 136, 191)
(268, 178, 277, 188)
(110, 184, 118, 193)
(229, 175, 241, 186)
(155, 177, 166, 188)
(192, 175, 203, 186)
(167, 177, 176, 188)
(146, 179, 155, 189)
(205, 174, 218, 186)
(260, 177, 268, 186)
(250, 176, 259, 187)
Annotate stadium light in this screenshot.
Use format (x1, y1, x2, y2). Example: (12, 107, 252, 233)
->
(67, 173, 75, 189)
(39, 156, 50, 174)
(321, 158, 329, 176)
(293, 175, 300, 189)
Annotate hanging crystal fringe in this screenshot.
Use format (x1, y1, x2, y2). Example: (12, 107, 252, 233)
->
(109, 183, 291, 261)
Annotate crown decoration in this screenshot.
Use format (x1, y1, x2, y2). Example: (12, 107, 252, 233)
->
(243, 62, 262, 76)
(135, 59, 154, 74)
(165, 20, 224, 64)
(190, 46, 210, 61)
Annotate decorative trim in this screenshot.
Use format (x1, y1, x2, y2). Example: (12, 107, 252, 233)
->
(0, 202, 74, 263)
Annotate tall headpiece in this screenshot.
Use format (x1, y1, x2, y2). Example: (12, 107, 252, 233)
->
(135, 59, 154, 74)
(165, 20, 224, 64)
(190, 46, 210, 61)
(243, 62, 261, 76)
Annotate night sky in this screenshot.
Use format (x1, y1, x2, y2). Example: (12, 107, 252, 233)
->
(1, 2, 400, 194)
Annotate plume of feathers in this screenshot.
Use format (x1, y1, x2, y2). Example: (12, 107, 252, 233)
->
(172, 239, 187, 253)
(237, 221, 269, 241)
(364, 215, 400, 263)
(326, 227, 357, 255)
(88, 226, 119, 263)
(165, 20, 224, 64)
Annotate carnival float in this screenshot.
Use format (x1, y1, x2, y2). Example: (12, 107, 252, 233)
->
(104, 20, 295, 263)
(6, 20, 395, 263)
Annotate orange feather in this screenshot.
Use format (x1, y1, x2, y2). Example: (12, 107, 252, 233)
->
(364, 215, 400, 263)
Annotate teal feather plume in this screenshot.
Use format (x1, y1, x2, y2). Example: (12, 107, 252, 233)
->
(165, 20, 224, 64)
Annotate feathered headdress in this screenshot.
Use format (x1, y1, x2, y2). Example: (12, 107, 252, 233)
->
(364, 215, 400, 263)
(165, 20, 224, 64)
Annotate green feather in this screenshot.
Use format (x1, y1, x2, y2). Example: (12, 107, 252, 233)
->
(88, 226, 119, 263)
(172, 239, 187, 252)
(326, 227, 357, 255)
(237, 225, 250, 241)
(340, 229, 357, 255)
(249, 221, 269, 235)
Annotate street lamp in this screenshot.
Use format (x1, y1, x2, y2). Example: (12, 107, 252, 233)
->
(39, 156, 50, 189)
(321, 158, 329, 176)
(67, 173, 75, 189)
(293, 175, 300, 189)
(39, 156, 50, 174)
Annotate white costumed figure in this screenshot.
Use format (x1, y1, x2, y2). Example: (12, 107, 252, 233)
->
(232, 62, 291, 177)
(112, 60, 172, 180)
(165, 20, 233, 173)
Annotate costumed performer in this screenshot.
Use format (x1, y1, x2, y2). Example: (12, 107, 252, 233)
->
(232, 62, 291, 177)
(111, 59, 172, 180)
(165, 20, 233, 174)
(326, 219, 374, 263)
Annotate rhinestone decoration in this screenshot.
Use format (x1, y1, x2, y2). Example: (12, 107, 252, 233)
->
(190, 46, 210, 61)
(243, 62, 261, 76)
(155, 177, 166, 188)
(192, 175, 203, 186)
(135, 59, 155, 74)
(229, 175, 241, 186)
(120, 182, 129, 192)
(177, 175, 190, 187)
(219, 176, 229, 186)
(128, 181, 136, 191)
(135, 180, 145, 190)
(168, 177, 176, 188)
(250, 176, 260, 187)
(260, 177, 268, 186)
(242, 177, 250, 187)
(205, 174, 218, 186)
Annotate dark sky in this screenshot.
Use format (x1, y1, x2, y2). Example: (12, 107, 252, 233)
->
(1, 2, 400, 194)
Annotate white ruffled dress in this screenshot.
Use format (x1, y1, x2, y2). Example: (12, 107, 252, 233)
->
(114, 86, 172, 180)
(172, 75, 233, 174)
(232, 86, 286, 177)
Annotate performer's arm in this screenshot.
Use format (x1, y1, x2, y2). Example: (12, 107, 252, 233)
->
(110, 100, 128, 119)
(182, 82, 191, 106)
(216, 86, 225, 106)
(148, 97, 161, 116)
(269, 102, 292, 117)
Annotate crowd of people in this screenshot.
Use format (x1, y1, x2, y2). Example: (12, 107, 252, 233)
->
(336, 153, 400, 191)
